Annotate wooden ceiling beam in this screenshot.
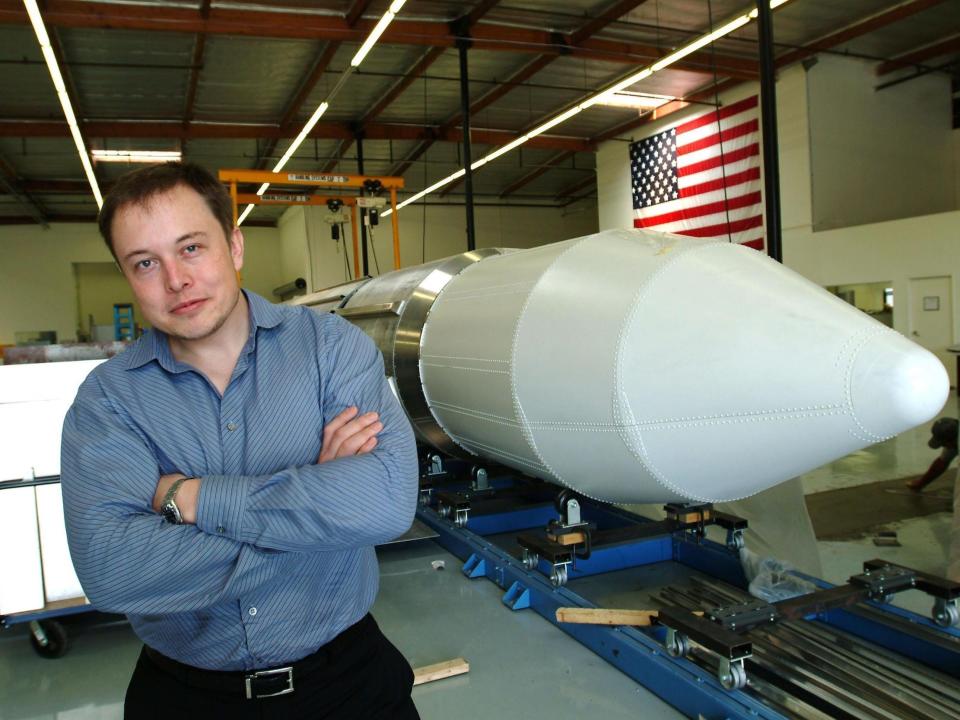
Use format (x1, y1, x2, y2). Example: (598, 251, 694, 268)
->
(775, 0, 950, 69)
(0, 213, 277, 227)
(554, 174, 595, 200)
(588, 77, 739, 144)
(322, 45, 449, 172)
(431, 2, 654, 199)
(0, 153, 49, 225)
(498, 151, 575, 198)
(876, 33, 960, 75)
(0, 1, 757, 74)
(182, 0, 212, 125)
(0, 119, 593, 152)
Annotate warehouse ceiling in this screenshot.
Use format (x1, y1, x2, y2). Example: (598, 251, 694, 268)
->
(0, 0, 957, 226)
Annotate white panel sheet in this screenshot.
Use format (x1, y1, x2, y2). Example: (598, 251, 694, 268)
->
(0, 360, 103, 481)
(36, 483, 85, 603)
(0, 486, 44, 614)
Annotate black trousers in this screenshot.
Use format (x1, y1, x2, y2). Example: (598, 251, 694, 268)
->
(124, 615, 420, 719)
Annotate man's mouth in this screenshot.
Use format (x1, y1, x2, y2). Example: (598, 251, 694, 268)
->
(171, 298, 206, 314)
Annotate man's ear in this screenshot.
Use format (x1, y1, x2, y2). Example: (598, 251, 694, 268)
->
(230, 227, 245, 272)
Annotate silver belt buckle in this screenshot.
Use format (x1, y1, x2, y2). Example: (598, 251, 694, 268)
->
(244, 666, 294, 699)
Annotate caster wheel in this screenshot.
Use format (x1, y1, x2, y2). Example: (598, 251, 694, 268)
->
(719, 661, 747, 690)
(550, 564, 568, 587)
(933, 601, 960, 628)
(29, 620, 69, 659)
(522, 550, 539, 571)
(665, 632, 690, 658)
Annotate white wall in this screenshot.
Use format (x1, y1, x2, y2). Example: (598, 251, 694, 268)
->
(785, 210, 960, 341)
(955, 128, 960, 209)
(279, 200, 600, 293)
(806, 55, 954, 230)
(0, 223, 285, 345)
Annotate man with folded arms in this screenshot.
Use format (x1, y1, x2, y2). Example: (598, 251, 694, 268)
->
(61, 162, 420, 719)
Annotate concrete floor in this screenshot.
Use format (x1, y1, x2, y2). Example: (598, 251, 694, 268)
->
(1, 395, 956, 719)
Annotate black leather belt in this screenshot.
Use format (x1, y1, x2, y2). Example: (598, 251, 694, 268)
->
(144, 613, 374, 700)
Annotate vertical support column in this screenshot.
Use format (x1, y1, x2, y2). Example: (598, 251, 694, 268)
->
(350, 204, 360, 279)
(390, 187, 401, 270)
(357, 135, 369, 275)
(457, 37, 476, 252)
(756, 0, 782, 264)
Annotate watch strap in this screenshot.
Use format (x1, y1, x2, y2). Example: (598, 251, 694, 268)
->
(160, 476, 194, 524)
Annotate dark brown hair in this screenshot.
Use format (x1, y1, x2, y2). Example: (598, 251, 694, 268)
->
(98, 162, 234, 257)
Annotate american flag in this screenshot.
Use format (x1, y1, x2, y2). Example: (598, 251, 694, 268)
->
(631, 95, 763, 251)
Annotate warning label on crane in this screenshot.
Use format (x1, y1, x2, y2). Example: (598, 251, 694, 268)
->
(287, 174, 349, 184)
(263, 194, 310, 203)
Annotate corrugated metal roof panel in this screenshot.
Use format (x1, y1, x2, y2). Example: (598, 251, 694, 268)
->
(0, 27, 60, 119)
(194, 36, 324, 123)
(59, 27, 195, 120)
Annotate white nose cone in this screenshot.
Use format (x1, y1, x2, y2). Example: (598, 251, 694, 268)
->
(612, 237, 949, 502)
(849, 332, 949, 439)
(419, 229, 948, 504)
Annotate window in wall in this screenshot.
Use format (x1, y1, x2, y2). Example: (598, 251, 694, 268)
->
(826, 282, 894, 328)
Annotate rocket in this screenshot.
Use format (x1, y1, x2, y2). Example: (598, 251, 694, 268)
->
(295, 229, 948, 504)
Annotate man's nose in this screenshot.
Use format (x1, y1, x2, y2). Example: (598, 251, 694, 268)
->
(164, 260, 191, 292)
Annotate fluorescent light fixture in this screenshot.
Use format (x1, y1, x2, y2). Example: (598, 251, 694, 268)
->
(581, 69, 655, 108)
(274, 101, 329, 174)
(593, 92, 673, 110)
(91, 150, 182, 163)
(481, 136, 530, 164)
(525, 106, 582, 138)
(237, 204, 255, 225)
(351, 0, 406, 67)
(651, 15, 751, 72)
(243, 1, 410, 223)
(391, 1, 793, 213)
(24, 0, 103, 208)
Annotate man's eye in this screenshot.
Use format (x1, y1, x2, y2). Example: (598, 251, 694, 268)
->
(184, 244, 199, 253)
(136, 259, 154, 270)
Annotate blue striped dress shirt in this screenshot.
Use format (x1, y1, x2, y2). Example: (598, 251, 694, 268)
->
(60, 290, 419, 671)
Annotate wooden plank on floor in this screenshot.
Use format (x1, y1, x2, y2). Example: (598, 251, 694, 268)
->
(413, 657, 470, 686)
(556, 608, 703, 627)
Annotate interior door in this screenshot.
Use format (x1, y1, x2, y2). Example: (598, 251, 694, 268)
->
(909, 275, 954, 386)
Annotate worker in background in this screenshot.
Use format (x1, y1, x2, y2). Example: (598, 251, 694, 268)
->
(908, 417, 959, 582)
(60, 163, 420, 719)
(907, 417, 958, 492)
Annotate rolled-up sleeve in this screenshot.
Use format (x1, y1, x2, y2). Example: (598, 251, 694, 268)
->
(195, 319, 419, 552)
(61, 376, 292, 615)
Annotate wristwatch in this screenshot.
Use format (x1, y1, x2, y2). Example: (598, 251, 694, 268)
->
(160, 477, 192, 524)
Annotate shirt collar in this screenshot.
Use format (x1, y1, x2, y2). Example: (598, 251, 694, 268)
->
(122, 289, 286, 371)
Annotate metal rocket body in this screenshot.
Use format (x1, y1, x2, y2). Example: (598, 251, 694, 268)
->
(296, 229, 948, 504)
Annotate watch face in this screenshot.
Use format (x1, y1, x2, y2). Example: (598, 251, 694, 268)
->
(161, 502, 182, 525)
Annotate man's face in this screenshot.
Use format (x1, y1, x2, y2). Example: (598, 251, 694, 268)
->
(111, 184, 244, 342)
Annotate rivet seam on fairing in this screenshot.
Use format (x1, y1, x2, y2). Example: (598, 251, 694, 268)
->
(612, 242, 716, 500)
(419, 254, 506, 456)
(842, 326, 894, 444)
(510, 235, 599, 497)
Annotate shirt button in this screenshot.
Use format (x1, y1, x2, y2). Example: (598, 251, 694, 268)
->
(226, 422, 238, 431)
(217, 526, 226, 534)
(248, 607, 257, 616)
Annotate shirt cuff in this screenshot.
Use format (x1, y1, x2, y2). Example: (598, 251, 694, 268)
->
(196, 475, 249, 541)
